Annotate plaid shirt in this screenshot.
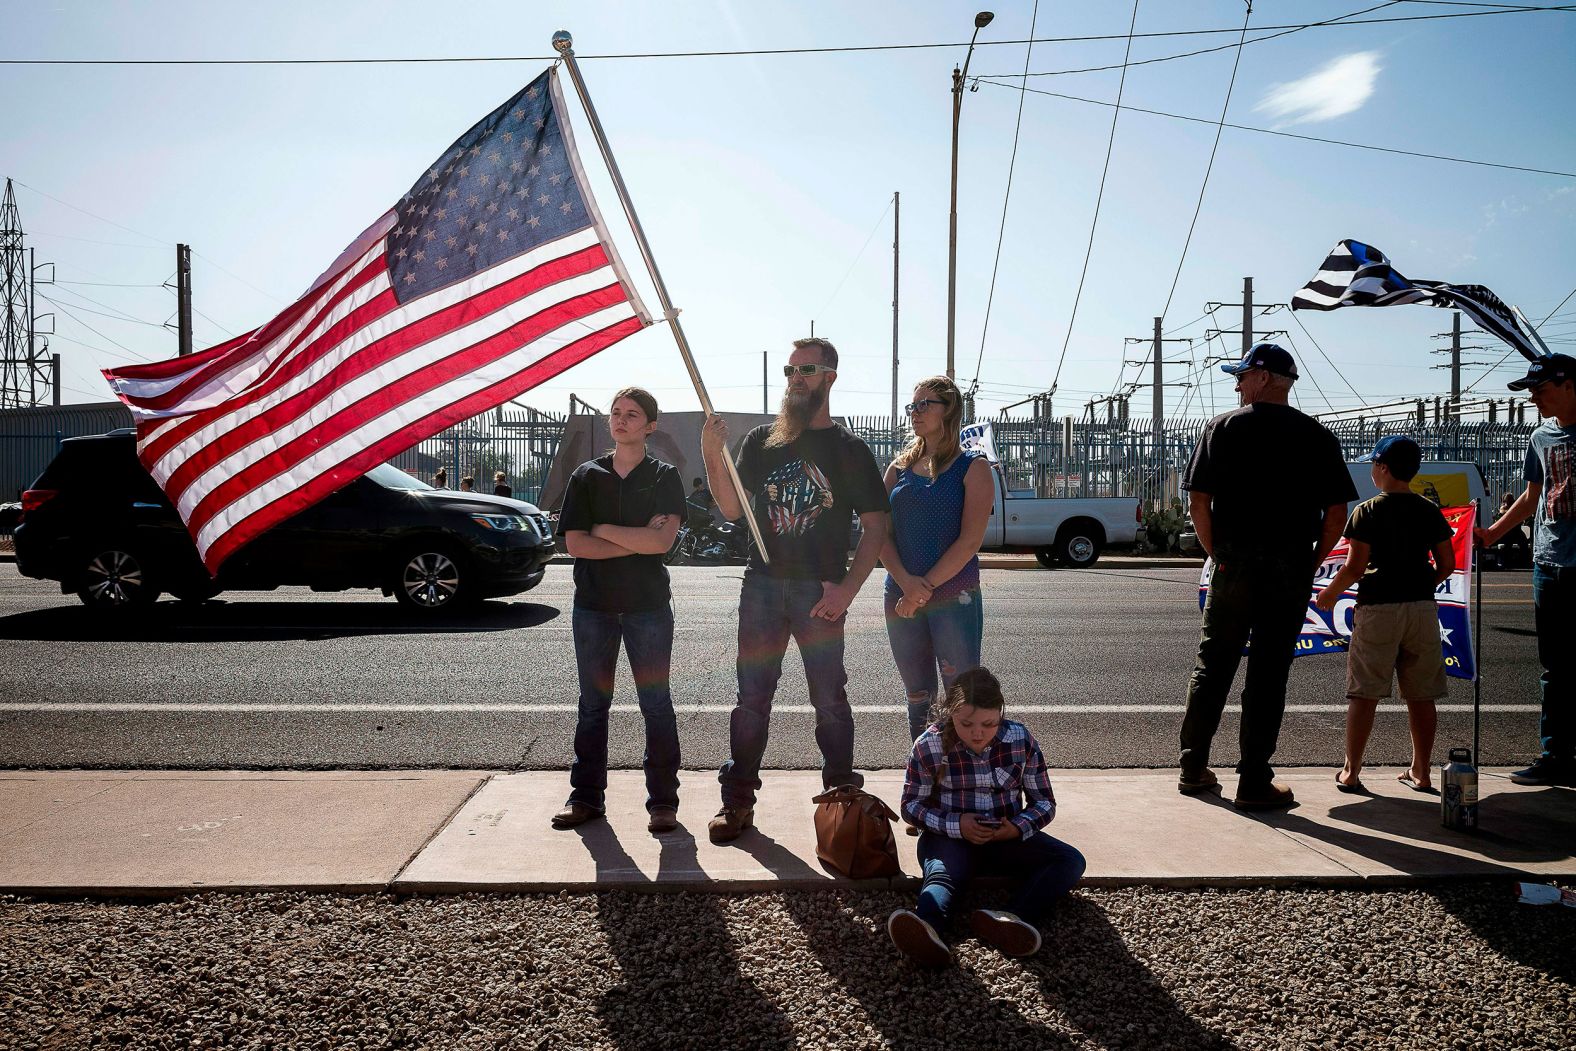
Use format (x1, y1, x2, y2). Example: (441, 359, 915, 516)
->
(901, 719, 1057, 840)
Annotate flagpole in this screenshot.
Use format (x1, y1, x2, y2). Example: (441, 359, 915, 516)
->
(1472, 500, 1482, 765)
(551, 30, 769, 564)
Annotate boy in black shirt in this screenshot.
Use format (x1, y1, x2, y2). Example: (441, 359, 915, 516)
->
(553, 388, 686, 833)
(1316, 435, 1455, 793)
(700, 337, 891, 843)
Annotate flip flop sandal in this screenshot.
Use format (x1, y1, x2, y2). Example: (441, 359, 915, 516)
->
(1397, 772, 1440, 795)
(1335, 775, 1366, 794)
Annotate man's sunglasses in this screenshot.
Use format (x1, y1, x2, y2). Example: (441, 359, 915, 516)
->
(783, 364, 837, 377)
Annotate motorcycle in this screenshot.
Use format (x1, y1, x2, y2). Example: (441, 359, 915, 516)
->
(666, 501, 750, 565)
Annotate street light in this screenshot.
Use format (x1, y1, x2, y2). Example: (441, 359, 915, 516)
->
(946, 10, 994, 381)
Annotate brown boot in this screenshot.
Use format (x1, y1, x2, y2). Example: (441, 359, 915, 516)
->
(1233, 780, 1295, 810)
(647, 806, 678, 834)
(1177, 767, 1220, 796)
(550, 802, 604, 830)
(707, 805, 753, 844)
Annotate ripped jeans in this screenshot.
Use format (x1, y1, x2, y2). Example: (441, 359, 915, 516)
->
(885, 587, 985, 739)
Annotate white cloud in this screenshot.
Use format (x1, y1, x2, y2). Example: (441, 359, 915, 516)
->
(1254, 52, 1381, 127)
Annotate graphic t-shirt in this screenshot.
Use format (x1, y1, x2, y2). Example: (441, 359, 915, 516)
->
(1181, 402, 1357, 561)
(1343, 491, 1453, 606)
(558, 454, 685, 612)
(734, 423, 889, 581)
(1525, 420, 1576, 568)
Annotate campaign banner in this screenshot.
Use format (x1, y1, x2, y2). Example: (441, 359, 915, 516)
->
(960, 421, 1000, 464)
(1197, 504, 1476, 680)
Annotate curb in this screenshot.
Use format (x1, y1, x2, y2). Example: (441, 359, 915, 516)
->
(8, 870, 1565, 901)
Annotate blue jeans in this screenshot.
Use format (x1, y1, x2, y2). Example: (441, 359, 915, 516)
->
(915, 829, 1086, 929)
(569, 605, 681, 812)
(885, 588, 984, 739)
(1532, 563, 1574, 761)
(718, 572, 863, 808)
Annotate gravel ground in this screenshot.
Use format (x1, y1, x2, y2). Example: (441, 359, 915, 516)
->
(2, 884, 1572, 1050)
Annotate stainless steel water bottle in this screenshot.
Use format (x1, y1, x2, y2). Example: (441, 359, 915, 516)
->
(1441, 747, 1478, 830)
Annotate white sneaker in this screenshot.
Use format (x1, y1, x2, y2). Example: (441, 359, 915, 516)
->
(887, 909, 952, 967)
(969, 909, 1042, 957)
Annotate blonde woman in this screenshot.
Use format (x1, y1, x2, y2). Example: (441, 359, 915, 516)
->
(880, 376, 995, 740)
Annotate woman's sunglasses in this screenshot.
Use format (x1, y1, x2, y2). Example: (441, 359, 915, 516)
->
(905, 398, 948, 414)
(783, 364, 837, 377)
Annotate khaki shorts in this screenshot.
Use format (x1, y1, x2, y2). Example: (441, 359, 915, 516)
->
(1346, 600, 1449, 701)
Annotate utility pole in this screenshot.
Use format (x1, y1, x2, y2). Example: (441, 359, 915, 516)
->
(176, 244, 193, 356)
(1124, 318, 1192, 508)
(891, 190, 900, 430)
(762, 351, 768, 413)
(1450, 311, 1461, 403)
(1202, 277, 1288, 383)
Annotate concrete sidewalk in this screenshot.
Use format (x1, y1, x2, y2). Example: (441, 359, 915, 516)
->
(1, 768, 1569, 897)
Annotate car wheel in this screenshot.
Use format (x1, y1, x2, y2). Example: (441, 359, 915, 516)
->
(77, 546, 160, 609)
(1056, 523, 1102, 569)
(393, 547, 470, 612)
(1033, 547, 1058, 570)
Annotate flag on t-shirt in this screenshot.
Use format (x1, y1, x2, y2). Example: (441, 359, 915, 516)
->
(103, 67, 650, 572)
(1291, 239, 1541, 362)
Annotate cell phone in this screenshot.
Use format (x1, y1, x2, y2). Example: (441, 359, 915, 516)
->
(976, 816, 1002, 828)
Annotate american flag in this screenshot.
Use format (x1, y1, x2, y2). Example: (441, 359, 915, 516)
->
(103, 67, 650, 572)
(1291, 239, 1541, 361)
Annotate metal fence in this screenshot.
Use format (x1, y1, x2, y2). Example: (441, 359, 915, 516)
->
(384, 404, 568, 504)
(841, 412, 1538, 508)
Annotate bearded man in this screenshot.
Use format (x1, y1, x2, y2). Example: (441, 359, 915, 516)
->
(699, 336, 891, 843)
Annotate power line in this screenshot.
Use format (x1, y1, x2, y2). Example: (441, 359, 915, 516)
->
(1045, 0, 1140, 402)
(977, 1, 1401, 79)
(1287, 310, 1367, 403)
(812, 197, 893, 324)
(969, 0, 1042, 396)
(1139, 0, 1253, 404)
(1462, 283, 1576, 394)
(971, 81, 1576, 180)
(2, 5, 1570, 65)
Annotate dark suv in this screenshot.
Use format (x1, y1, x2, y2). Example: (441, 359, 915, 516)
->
(14, 431, 555, 613)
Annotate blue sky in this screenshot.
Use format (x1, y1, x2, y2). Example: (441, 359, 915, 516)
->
(3, 1, 1573, 421)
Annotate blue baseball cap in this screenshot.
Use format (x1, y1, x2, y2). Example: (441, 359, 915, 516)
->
(1220, 342, 1298, 380)
(1359, 435, 1422, 477)
(1507, 353, 1576, 391)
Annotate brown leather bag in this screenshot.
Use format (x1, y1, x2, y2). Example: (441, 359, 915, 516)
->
(811, 785, 901, 879)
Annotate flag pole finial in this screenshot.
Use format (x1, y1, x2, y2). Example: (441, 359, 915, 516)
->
(551, 31, 574, 55)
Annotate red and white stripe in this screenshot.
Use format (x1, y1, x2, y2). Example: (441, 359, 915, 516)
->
(105, 221, 648, 573)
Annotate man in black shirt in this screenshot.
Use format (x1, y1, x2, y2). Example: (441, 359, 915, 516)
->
(1179, 343, 1357, 809)
(553, 387, 686, 834)
(700, 337, 891, 843)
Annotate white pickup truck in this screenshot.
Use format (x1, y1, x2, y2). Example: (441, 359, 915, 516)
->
(979, 463, 1141, 569)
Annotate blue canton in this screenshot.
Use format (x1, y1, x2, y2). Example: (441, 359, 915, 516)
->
(388, 68, 592, 303)
(901, 718, 1057, 840)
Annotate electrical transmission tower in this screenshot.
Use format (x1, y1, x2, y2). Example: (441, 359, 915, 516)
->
(0, 178, 56, 408)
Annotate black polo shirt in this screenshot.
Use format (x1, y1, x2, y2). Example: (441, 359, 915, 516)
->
(558, 454, 685, 612)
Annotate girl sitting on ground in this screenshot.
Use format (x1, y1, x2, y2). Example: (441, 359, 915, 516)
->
(889, 667, 1085, 967)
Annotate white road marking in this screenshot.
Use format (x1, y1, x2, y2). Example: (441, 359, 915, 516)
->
(0, 703, 1542, 714)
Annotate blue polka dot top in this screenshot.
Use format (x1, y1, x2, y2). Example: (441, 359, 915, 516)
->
(885, 448, 984, 600)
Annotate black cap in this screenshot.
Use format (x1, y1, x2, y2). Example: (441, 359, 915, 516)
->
(1220, 342, 1298, 380)
(1507, 353, 1576, 391)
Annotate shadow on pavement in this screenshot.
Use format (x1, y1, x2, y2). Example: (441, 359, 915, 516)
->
(0, 599, 560, 641)
(1252, 785, 1574, 877)
(588, 822, 797, 1051)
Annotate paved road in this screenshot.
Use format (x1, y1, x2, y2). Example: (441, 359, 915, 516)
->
(0, 562, 1545, 772)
